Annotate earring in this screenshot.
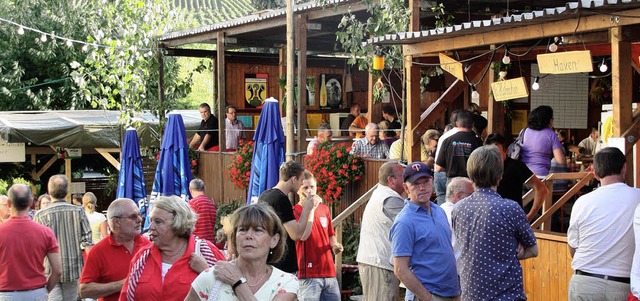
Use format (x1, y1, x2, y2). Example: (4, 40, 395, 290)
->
(269, 249, 273, 255)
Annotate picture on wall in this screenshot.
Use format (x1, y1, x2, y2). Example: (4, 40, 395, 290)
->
(306, 76, 315, 106)
(319, 74, 342, 109)
(245, 73, 268, 108)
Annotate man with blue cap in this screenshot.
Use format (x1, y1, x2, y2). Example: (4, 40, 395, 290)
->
(390, 162, 460, 301)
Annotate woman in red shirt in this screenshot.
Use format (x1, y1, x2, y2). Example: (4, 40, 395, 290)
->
(119, 196, 226, 301)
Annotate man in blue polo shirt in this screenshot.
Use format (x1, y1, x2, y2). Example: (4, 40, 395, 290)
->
(390, 162, 460, 301)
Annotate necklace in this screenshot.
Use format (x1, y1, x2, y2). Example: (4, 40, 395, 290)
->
(162, 241, 187, 259)
(247, 267, 270, 287)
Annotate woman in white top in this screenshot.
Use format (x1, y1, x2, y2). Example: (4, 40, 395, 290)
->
(83, 192, 107, 243)
(186, 204, 299, 301)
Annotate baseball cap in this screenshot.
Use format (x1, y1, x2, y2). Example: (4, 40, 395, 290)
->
(403, 162, 433, 184)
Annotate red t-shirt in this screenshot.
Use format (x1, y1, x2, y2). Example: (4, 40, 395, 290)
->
(0, 216, 59, 290)
(80, 234, 151, 301)
(293, 203, 336, 279)
(188, 195, 217, 242)
(118, 235, 225, 301)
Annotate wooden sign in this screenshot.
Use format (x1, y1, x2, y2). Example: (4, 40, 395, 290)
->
(536, 50, 593, 74)
(491, 77, 529, 101)
(0, 140, 25, 163)
(439, 53, 464, 81)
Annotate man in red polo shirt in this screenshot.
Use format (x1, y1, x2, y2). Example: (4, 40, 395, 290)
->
(79, 198, 151, 301)
(0, 184, 61, 299)
(188, 178, 217, 242)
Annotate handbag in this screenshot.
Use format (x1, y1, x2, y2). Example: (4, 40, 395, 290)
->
(507, 129, 526, 160)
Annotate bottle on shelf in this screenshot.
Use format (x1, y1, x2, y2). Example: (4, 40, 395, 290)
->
(319, 74, 327, 107)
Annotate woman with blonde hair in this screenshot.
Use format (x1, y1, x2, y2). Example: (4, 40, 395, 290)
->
(83, 192, 108, 243)
(186, 203, 298, 301)
(119, 196, 226, 301)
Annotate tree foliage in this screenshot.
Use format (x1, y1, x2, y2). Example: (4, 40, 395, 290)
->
(0, 0, 198, 119)
(335, 0, 411, 73)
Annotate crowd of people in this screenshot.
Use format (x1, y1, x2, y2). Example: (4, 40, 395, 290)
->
(2, 103, 640, 301)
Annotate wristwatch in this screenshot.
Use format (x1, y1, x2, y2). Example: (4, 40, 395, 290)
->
(232, 277, 247, 292)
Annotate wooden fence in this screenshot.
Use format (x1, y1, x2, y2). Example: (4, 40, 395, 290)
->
(522, 231, 573, 301)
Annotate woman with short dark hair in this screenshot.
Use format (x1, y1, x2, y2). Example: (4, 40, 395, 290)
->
(521, 105, 566, 177)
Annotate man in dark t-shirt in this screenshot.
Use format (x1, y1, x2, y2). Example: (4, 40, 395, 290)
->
(257, 161, 318, 273)
(485, 133, 548, 222)
(189, 103, 219, 151)
(340, 104, 360, 136)
(435, 111, 482, 179)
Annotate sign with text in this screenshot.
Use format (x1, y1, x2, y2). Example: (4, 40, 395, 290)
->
(491, 77, 529, 101)
(536, 50, 593, 74)
(0, 140, 25, 162)
(439, 53, 464, 81)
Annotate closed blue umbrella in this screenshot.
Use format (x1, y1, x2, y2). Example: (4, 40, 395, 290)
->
(247, 97, 285, 204)
(144, 113, 193, 230)
(116, 128, 147, 216)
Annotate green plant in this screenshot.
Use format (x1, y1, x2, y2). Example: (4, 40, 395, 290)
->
(0, 179, 8, 195)
(215, 201, 242, 232)
(340, 219, 362, 294)
(590, 77, 612, 105)
(431, 3, 454, 28)
(372, 77, 388, 103)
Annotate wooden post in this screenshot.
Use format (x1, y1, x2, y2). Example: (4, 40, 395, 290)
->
(285, 0, 295, 161)
(611, 26, 633, 185)
(65, 158, 72, 203)
(217, 32, 227, 199)
(334, 222, 343, 288)
(296, 14, 308, 153)
(406, 57, 421, 162)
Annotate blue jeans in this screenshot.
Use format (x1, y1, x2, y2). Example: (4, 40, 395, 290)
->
(298, 277, 341, 301)
(434, 171, 447, 205)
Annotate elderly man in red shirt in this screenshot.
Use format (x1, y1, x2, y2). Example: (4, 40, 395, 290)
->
(188, 178, 217, 242)
(79, 198, 151, 301)
(0, 184, 61, 300)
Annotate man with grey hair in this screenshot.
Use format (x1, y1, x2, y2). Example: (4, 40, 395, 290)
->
(442, 177, 474, 262)
(188, 178, 217, 242)
(79, 198, 151, 301)
(350, 122, 390, 159)
(453, 145, 537, 300)
(357, 161, 405, 301)
(307, 123, 333, 155)
(34, 174, 93, 301)
(0, 195, 9, 223)
(0, 184, 61, 300)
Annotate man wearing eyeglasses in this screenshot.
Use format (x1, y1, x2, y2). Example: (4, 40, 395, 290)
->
(79, 198, 151, 301)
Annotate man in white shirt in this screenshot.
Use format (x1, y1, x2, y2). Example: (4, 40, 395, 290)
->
(578, 127, 601, 156)
(224, 105, 245, 151)
(357, 161, 405, 301)
(306, 123, 333, 155)
(441, 177, 473, 262)
(434, 110, 460, 205)
(567, 147, 640, 300)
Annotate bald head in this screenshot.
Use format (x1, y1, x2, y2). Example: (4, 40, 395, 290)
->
(0, 195, 9, 221)
(7, 184, 32, 214)
(445, 177, 474, 204)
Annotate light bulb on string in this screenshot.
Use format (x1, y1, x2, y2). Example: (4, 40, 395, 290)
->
(532, 77, 540, 91)
(17, 26, 24, 35)
(599, 58, 608, 73)
(40, 33, 47, 42)
(471, 85, 480, 103)
(66, 40, 73, 47)
(548, 43, 558, 52)
(82, 44, 89, 52)
(502, 48, 511, 65)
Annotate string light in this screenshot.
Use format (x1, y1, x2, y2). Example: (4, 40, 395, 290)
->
(82, 44, 89, 52)
(471, 85, 480, 103)
(599, 58, 608, 73)
(532, 77, 540, 90)
(0, 17, 154, 52)
(502, 48, 511, 65)
(548, 36, 562, 52)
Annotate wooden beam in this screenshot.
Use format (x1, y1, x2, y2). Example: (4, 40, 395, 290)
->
(65, 159, 71, 203)
(411, 62, 485, 143)
(406, 57, 421, 162)
(404, 8, 640, 56)
(611, 26, 633, 185)
(34, 155, 58, 179)
(96, 148, 120, 171)
(217, 31, 227, 154)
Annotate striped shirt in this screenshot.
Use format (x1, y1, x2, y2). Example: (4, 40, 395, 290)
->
(34, 199, 93, 282)
(188, 195, 217, 242)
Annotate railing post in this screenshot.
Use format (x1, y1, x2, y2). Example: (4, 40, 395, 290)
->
(335, 222, 343, 289)
(541, 177, 553, 231)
